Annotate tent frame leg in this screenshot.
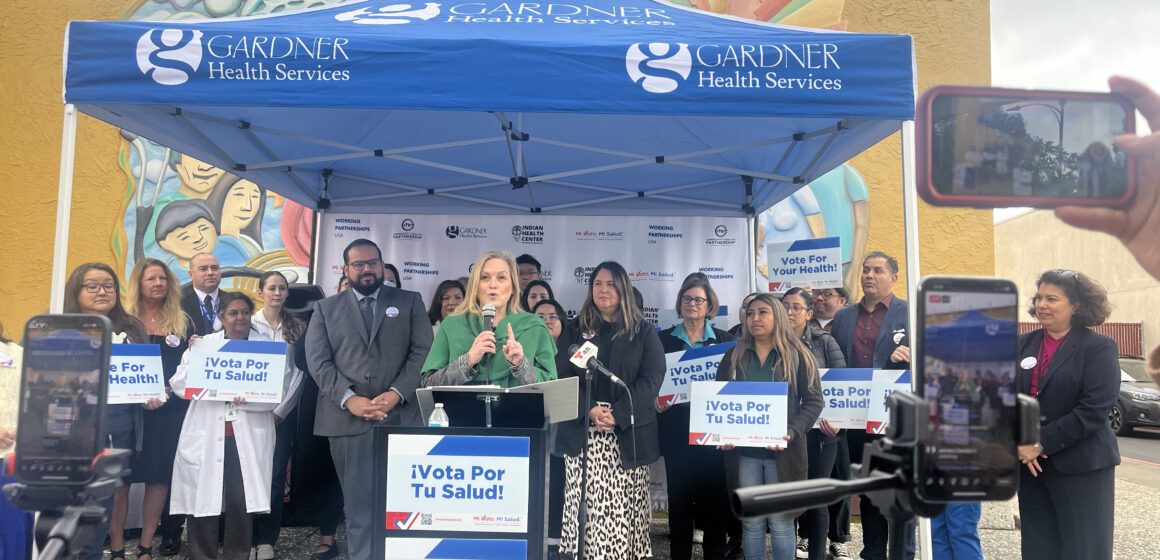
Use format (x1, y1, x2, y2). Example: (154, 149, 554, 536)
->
(900, 121, 934, 560)
(49, 104, 78, 313)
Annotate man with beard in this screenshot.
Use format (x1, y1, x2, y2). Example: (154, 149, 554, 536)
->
(306, 238, 433, 560)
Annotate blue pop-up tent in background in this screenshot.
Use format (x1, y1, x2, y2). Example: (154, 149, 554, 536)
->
(62, 0, 914, 218)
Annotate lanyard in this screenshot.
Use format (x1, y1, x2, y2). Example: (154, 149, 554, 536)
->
(201, 300, 215, 327)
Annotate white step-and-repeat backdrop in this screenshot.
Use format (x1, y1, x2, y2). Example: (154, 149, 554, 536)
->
(314, 213, 752, 329)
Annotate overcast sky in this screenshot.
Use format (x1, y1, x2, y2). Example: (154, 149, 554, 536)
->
(990, 0, 1159, 221)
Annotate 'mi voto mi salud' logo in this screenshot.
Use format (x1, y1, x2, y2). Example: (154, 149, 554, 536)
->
(137, 29, 204, 85)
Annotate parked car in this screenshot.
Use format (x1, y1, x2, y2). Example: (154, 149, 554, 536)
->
(1111, 357, 1160, 436)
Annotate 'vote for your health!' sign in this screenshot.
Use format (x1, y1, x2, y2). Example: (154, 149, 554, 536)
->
(689, 381, 788, 448)
(766, 236, 842, 292)
(658, 342, 734, 408)
(185, 339, 288, 403)
(108, 344, 165, 404)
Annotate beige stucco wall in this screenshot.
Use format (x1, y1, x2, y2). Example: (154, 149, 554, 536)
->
(994, 210, 1158, 350)
(0, 0, 994, 331)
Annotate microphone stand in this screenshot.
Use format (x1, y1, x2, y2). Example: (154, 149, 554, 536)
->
(575, 363, 597, 560)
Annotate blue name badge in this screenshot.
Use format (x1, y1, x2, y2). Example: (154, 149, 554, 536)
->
(186, 339, 288, 403)
(108, 344, 165, 404)
(688, 381, 788, 448)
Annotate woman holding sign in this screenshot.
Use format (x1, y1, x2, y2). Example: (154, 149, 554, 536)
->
(556, 261, 665, 560)
(656, 274, 735, 560)
(63, 263, 150, 560)
(715, 293, 823, 560)
(124, 258, 195, 560)
(171, 292, 302, 560)
(420, 250, 557, 388)
(782, 288, 845, 560)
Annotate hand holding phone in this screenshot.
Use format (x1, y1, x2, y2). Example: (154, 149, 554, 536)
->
(918, 85, 1136, 209)
(1056, 76, 1160, 282)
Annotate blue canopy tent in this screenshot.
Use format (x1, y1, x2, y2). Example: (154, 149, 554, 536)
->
(53, 0, 919, 310)
(925, 310, 1019, 364)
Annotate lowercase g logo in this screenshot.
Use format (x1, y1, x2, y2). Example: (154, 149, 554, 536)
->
(335, 3, 442, 25)
(625, 43, 692, 94)
(445, 226, 460, 239)
(136, 29, 204, 86)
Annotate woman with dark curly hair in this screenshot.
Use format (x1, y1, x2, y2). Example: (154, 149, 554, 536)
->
(1016, 269, 1118, 560)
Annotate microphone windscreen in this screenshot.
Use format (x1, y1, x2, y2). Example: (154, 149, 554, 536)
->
(481, 303, 496, 331)
(568, 344, 581, 354)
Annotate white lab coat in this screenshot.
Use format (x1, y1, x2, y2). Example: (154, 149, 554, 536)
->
(169, 329, 302, 517)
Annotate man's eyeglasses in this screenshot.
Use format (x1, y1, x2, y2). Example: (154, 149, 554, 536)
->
(681, 296, 708, 306)
(82, 283, 116, 294)
(348, 259, 382, 271)
(813, 290, 835, 301)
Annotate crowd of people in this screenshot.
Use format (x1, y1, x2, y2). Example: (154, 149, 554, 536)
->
(0, 76, 1158, 560)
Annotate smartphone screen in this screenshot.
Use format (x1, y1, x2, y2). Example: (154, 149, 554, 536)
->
(917, 278, 1019, 501)
(922, 88, 1135, 207)
(16, 315, 110, 484)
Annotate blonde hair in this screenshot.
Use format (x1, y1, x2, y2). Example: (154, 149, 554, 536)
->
(731, 294, 817, 389)
(124, 258, 190, 339)
(454, 251, 523, 318)
(578, 261, 644, 341)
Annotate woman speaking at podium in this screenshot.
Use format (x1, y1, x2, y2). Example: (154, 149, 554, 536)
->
(555, 261, 666, 560)
(420, 250, 557, 388)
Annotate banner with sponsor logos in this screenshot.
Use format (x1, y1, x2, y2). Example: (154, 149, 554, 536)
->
(315, 213, 750, 327)
(385, 434, 530, 533)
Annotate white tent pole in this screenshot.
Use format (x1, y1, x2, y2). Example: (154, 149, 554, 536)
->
(49, 104, 78, 313)
(747, 215, 757, 294)
(900, 120, 934, 560)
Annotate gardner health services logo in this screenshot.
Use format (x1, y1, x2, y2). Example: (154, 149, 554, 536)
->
(625, 42, 691, 94)
(335, 3, 442, 25)
(136, 29, 204, 86)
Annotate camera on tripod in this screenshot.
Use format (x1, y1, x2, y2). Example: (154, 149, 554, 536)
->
(1, 314, 132, 560)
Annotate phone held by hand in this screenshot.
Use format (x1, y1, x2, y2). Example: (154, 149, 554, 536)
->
(15, 314, 112, 485)
(917, 85, 1136, 209)
(915, 277, 1020, 502)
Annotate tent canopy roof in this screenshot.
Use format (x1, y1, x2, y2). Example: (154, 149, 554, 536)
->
(64, 0, 915, 216)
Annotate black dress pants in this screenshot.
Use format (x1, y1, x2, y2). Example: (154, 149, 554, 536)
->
(1018, 460, 1114, 560)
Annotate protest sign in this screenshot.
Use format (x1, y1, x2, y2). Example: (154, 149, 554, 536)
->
(866, 370, 912, 434)
(184, 339, 287, 403)
(816, 368, 875, 430)
(385, 434, 530, 533)
(658, 342, 734, 407)
(383, 538, 526, 560)
(108, 344, 165, 404)
(688, 381, 788, 448)
(766, 237, 842, 292)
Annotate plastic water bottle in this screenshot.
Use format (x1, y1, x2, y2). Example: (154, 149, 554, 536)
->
(428, 403, 450, 428)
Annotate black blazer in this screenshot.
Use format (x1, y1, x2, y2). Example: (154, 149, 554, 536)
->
(554, 318, 666, 468)
(1017, 328, 1120, 475)
(181, 284, 217, 336)
(829, 297, 909, 369)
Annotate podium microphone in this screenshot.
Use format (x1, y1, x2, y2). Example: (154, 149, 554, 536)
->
(568, 343, 627, 388)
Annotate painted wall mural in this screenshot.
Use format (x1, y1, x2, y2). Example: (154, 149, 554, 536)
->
(111, 0, 348, 294)
(111, 0, 868, 295)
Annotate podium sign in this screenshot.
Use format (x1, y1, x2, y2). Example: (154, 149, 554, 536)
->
(385, 434, 531, 533)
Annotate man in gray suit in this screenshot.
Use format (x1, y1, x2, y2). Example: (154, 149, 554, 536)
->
(306, 238, 433, 560)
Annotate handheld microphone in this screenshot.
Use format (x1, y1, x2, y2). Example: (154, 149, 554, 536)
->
(481, 303, 496, 332)
(568, 342, 627, 387)
(481, 304, 497, 363)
